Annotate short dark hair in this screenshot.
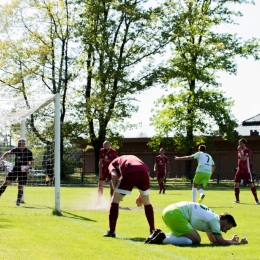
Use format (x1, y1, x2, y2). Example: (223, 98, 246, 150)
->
(220, 213, 237, 227)
(239, 139, 247, 144)
(199, 145, 206, 152)
(18, 139, 26, 144)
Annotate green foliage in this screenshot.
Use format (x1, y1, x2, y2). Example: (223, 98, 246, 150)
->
(0, 0, 82, 176)
(71, 0, 172, 170)
(73, 0, 170, 147)
(149, 0, 259, 153)
(62, 144, 82, 174)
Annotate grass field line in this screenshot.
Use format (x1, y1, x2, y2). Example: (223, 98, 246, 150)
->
(61, 215, 191, 260)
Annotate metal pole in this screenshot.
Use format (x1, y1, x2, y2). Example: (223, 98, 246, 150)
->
(54, 93, 61, 213)
(21, 120, 26, 203)
(21, 120, 26, 139)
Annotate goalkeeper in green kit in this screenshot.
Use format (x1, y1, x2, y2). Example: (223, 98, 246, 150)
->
(145, 201, 248, 245)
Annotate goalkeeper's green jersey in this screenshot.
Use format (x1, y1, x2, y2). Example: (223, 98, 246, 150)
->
(177, 201, 221, 236)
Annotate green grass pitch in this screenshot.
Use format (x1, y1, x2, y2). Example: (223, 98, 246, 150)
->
(0, 184, 259, 260)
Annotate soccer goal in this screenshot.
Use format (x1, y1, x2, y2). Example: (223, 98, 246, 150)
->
(0, 94, 60, 214)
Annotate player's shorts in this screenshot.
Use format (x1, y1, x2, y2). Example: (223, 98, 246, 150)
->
(234, 170, 253, 183)
(157, 171, 165, 180)
(47, 173, 54, 179)
(193, 172, 211, 188)
(162, 204, 194, 236)
(6, 166, 28, 185)
(99, 168, 111, 181)
(114, 170, 150, 195)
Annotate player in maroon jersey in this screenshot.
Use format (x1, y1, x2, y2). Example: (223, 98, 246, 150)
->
(155, 148, 170, 194)
(96, 141, 118, 204)
(103, 155, 155, 237)
(234, 139, 259, 204)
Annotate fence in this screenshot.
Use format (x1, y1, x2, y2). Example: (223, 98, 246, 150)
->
(1, 151, 259, 186)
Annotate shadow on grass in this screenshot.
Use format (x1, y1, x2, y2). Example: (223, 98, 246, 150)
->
(176, 243, 236, 247)
(22, 204, 52, 210)
(124, 240, 236, 247)
(123, 237, 147, 243)
(61, 210, 97, 222)
(119, 206, 131, 210)
(0, 217, 13, 228)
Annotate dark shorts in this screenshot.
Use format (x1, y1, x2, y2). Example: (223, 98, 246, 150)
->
(6, 166, 28, 185)
(157, 171, 166, 180)
(47, 171, 54, 179)
(47, 174, 54, 179)
(99, 168, 111, 181)
(234, 170, 253, 183)
(115, 170, 150, 195)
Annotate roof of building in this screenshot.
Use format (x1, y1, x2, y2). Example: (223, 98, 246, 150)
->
(236, 114, 260, 136)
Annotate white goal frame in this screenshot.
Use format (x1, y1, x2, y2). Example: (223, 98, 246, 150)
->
(1, 93, 61, 213)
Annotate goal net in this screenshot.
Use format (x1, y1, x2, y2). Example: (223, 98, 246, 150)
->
(0, 94, 60, 215)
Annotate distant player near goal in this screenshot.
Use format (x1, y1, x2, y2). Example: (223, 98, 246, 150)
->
(155, 148, 170, 194)
(95, 141, 118, 205)
(0, 139, 34, 206)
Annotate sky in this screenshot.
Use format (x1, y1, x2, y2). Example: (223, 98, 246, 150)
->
(123, 1, 260, 137)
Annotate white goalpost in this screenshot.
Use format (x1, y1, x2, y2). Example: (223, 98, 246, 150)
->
(54, 93, 61, 213)
(0, 93, 60, 214)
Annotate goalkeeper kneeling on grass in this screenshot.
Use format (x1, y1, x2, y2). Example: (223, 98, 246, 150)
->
(145, 201, 248, 245)
(0, 139, 34, 206)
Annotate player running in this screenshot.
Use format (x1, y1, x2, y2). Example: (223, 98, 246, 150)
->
(175, 145, 215, 203)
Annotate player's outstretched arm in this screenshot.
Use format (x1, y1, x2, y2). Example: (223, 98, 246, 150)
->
(1, 151, 11, 159)
(174, 156, 192, 161)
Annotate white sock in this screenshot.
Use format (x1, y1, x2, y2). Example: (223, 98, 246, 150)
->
(199, 188, 204, 196)
(192, 187, 197, 202)
(162, 234, 192, 245)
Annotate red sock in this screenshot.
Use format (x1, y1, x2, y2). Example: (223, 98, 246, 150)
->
(251, 186, 258, 201)
(234, 188, 240, 201)
(109, 203, 119, 233)
(144, 204, 155, 231)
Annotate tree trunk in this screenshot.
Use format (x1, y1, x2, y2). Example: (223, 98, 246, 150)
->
(91, 139, 104, 174)
(185, 148, 193, 180)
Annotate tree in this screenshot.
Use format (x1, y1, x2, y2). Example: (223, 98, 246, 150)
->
(149, 0, 260, 176)
(73, 0, 170, 172)
(0, 0, 79, 176)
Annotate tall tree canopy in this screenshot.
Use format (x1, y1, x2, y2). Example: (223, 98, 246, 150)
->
(149, 1, 259, 147)
(149, 0, 260, 175)
(0, 0, 79, 175)
(70, 0, 170, 172)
